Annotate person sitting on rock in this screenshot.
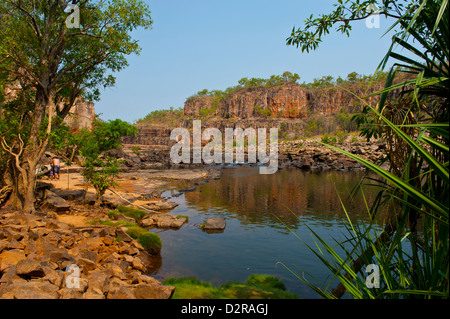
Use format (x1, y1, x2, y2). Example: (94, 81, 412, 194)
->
(51, 157, 61, 180)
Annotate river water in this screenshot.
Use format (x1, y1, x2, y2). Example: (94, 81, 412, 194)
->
(148, 166, 385, 298)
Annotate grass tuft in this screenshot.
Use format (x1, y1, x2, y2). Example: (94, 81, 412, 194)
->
(164, 274, 299, 299)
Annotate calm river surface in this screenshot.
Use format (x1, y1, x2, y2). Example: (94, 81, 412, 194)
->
(148, 167, 384, 298)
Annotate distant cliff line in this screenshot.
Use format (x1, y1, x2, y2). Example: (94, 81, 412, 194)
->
(183, 71, 397, 119)
(128, 71, 408, 146)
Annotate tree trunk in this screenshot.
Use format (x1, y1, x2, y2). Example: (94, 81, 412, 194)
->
(2, 87, 53, 213)
(5, 147, 40, 214)
(94, 188, 106, 206)
(22, 164, 39, 213)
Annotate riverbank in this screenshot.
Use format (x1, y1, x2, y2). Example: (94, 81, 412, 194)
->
(116, 135, 387, 172)
(0, 136, 386, 299)
(0, 168, 220, 299)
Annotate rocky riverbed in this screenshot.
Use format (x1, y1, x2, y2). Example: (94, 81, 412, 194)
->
(116, 135, 387, 171)
(0, 168, 220, 299)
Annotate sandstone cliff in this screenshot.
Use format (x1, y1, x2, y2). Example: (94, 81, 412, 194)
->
(184, 81, 389, 119)
(2, 83, 96, 131)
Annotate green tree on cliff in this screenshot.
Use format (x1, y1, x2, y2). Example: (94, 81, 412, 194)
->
(0, 0, 152, 213)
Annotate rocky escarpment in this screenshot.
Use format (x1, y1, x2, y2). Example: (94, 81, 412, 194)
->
(278, 138, 388, 171)
(121, 127, 172, 146)
(62, 99, 96, 131)
(184, 82, 390, 119)
(2, 82, 96, 131)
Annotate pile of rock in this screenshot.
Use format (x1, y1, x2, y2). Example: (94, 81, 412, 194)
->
(278, 141, 387, 171)
(140, 214, 187, 229)
(0, 211, 174, 299)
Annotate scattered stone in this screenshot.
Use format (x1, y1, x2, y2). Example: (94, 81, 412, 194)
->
(49, 250, 76, 269)
(0, 249, 27, 272)
(42, 190, 71, 212)
(131, 257, 146, 272)
(0, 240, 8, 253)
(140, 214, 186, 229)
(138, 190, 162, 200)
(15, 259, 46, 278)
(143, 200, 178, 211)
(115, 228, 134, 243)
(78, 257, 96, 273)
(203, 217, 226, 231)
(133, 283, 175, 299)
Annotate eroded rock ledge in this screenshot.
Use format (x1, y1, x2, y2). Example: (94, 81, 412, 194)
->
(0, 209, 174, 299)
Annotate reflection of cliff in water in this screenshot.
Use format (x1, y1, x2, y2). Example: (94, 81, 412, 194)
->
(184, 167, 386, 231)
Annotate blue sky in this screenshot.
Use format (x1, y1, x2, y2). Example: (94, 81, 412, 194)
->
(95, 0, 399, 123)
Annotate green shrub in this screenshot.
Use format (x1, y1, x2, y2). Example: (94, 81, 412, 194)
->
(336, 131, 348, 144)
(254, 106, 271, 117)
(199, 108, 216, 117)
(131, 146, 140, 154)
(117, 205, 148, 221)
(124, 225, 162, 253)
(321, 135, 337, 145)
(135, 232, 162, 253)
(108, 210, 119, 219)
(99, 219, 136, 228)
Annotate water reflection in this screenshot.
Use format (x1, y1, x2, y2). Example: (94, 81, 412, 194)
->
(185, 167, 386, 231)
(150, 167, 387, 298)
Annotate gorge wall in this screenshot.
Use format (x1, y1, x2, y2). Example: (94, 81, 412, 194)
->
(2, 83, 96, 131)
(125, 80, 398, 146)
(184, 82, 387, 119)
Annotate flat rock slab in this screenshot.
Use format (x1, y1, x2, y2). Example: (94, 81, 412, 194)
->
(43, 190, 71, 212)
(0, 281, 60, 299)
(140, 214, 187, 229)
(15, 259, 46, 278)
(52, 189, 86, 201)
(0, 249, 27, 272)
(142, 200, 178, 211)
(203, 217, 226, 231)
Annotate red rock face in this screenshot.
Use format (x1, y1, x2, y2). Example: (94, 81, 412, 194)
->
(266, 85, 309, 119)
(184, 96, 216, 116)
(184, 82, 389, 119)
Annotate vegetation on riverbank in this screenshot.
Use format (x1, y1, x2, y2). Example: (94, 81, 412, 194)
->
(100, 205, 162, 254)
(286, 0, 449, 299)
(164, 274, 300, 299)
